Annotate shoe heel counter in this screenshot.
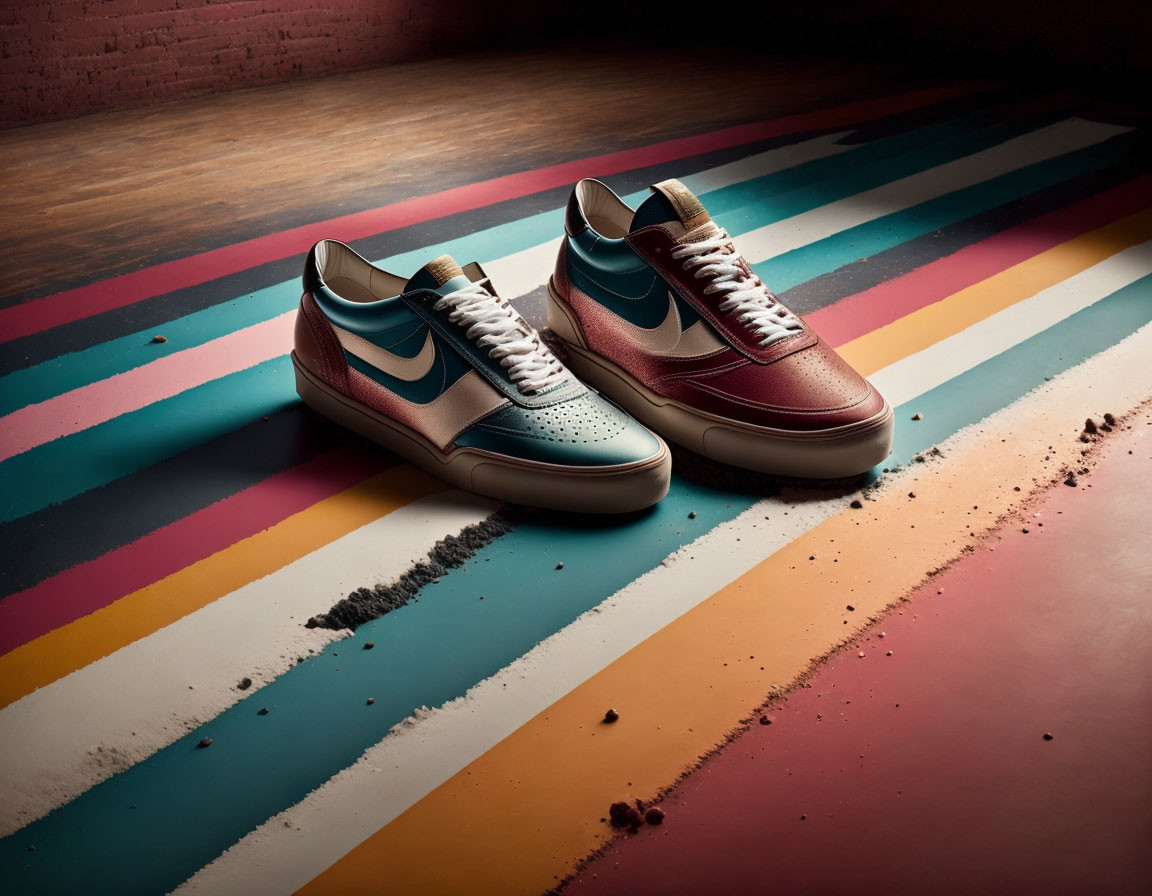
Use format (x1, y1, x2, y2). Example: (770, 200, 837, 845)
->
(295, 292, 349, 392)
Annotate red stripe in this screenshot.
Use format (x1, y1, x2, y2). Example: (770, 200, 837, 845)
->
(564, 424, 1152, 896)
(0, 446, 388, 656)
(0, 85, 980, 345)
(811, 172, 1152, 347)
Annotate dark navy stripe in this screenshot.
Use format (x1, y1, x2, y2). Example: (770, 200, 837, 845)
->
(0, 408, 356, 599)
(781, 145, 1151, 314)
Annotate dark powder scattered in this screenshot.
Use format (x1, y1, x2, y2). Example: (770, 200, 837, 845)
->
(306, 511, 516, 630)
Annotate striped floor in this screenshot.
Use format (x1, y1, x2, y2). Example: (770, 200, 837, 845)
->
(1, 71, 1150, 895)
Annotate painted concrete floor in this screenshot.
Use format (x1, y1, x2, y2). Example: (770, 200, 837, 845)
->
(0, 50, 1150, 895)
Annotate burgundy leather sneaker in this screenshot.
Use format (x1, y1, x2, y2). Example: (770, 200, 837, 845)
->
(547, 178, 894, 477)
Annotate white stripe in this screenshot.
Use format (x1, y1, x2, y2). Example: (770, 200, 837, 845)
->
(741, 118, 1131, 263)
(0, 490, 496, 837)
(485, 131, 860, 301)
(870, 240, 1152, 400)
(175, 309, 1152, 895)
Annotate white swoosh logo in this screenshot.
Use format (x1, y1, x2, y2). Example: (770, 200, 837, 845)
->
(333, 327, 437, 381)
(603, 291, 725, 358)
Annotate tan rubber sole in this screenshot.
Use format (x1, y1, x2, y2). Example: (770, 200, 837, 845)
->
(293, 353, 671, 513)
(547, 282, 894, 479)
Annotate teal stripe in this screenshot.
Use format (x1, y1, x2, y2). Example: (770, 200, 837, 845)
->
(703, 118, 1036, 223)
(888, 275, 1152, 464)
(0, 115, 1059, 415)
(755, 134, 1135, 292)
(3, 277, 1148, 895)
(0, 358, 293, 524)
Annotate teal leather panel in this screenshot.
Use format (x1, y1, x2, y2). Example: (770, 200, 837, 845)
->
(455, 394, 662, 467)
(565, 230, 707, 331)
(344, 330, 470, 404)
(310, 284, 413, 335)
(564, 238, 672, 329)
(569, 228, 649, 274)
(362, 322, 429, 355)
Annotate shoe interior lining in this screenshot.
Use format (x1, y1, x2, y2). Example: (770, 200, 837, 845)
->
(315, 239, 408, 302)
(576, 179, 635, 239)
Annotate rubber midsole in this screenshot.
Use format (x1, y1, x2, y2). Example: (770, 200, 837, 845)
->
(292, 353, 671, 512)
(546, 283, 893, 477)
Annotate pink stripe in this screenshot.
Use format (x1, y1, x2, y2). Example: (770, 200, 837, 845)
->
(811, 173, 1152, 348)
(0, 446, 389, 656)
(0, 313, 295, 462)
(0, 85, 981, 345)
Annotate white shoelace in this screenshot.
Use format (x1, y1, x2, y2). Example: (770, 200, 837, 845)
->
(672, 227, 804, 347)
(433, 281, 567, 394)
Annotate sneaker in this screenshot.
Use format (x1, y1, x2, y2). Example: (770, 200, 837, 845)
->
(293, 240, 671, 512)
(547, 178, 894, 477)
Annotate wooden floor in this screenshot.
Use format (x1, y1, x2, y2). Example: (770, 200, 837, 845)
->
(0, 48, 918, 301)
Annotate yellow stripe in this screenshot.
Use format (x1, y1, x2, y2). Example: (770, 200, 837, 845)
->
(838, 207, 1152, 376)
(298, 216, 1152, 895)
(0, 465, 443, 709)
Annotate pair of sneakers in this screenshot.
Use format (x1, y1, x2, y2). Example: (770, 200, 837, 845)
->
(293, 179, 894, 513)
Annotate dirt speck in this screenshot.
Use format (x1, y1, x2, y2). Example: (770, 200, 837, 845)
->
(257, 708, 269, 716)
(1083, 417, 1098, 434)
(363, 641, 375, 650)
(688, 511, 697, 519)
(604, 708, 620, 723)
(555, 562, 564, 570)
(759, 715, 772, 725)
(237, 677, 252, 690)
(1064, 473, 1078, 487)
(1104, 412, 1117, 427)
(911, 412, 922, 420)
(850, 499, 863, 509)
(645, 807, 665, 825)
(150, 335, 167, 344)
(366, 697, 375, 705)
(197, 737, 213, 749)
(1043, 732, 1054, 741)
(609, 801, 642, 829)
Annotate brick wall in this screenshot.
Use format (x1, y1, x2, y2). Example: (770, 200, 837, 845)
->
(0, 1, 508, 127)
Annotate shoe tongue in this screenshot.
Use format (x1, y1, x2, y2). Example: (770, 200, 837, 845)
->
(406, 254, 467, 293)
(629, 178, 713, 234)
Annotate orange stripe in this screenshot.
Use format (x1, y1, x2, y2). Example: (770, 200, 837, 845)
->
(838, 207, 1152, 376)
(0, 466, 444, 709)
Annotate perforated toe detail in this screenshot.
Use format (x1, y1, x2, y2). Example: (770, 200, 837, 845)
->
(455, 394, 662, 467)
(476, 394, 630, 444)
